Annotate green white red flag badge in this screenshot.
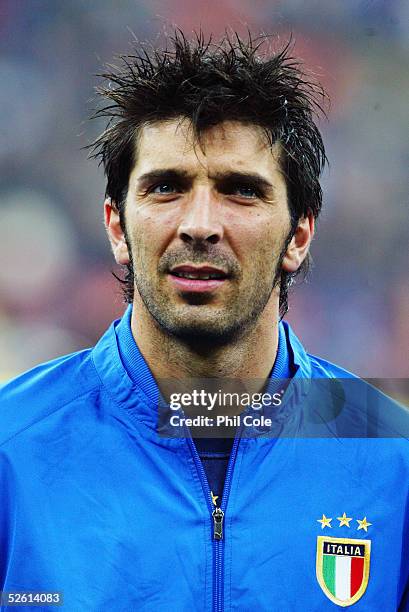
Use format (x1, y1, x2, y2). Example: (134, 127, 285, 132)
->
(316, 536, 371, 606)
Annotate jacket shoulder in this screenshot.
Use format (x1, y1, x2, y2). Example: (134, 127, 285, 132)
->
(305, 354, 409, 439)
(0, 349, 101, 446)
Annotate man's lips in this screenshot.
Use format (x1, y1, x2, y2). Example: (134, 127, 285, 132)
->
(168, 264, 229, 293)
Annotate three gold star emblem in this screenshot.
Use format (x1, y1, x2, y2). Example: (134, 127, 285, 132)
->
(337, 512, 352, 527)
(317, 513, 372, 531)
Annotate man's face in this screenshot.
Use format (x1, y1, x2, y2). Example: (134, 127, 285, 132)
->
(116, 119, 299, 343)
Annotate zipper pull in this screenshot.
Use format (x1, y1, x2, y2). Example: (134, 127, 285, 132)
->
(212, 507, 224, 540)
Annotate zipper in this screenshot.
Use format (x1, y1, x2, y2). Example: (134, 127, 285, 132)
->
(186, 426, 242, 612)
(212, 507, 224, 539)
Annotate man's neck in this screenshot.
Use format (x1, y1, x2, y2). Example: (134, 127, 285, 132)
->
(130, 303, 280, 382)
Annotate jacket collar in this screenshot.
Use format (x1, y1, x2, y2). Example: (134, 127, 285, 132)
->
(91, 307, 312, 434)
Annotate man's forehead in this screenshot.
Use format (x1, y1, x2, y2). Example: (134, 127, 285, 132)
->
(132, 118, 282, 176)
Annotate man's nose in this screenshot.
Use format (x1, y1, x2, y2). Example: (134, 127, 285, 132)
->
(177, 189, 223, 245)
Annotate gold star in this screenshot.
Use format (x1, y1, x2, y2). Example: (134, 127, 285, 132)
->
(317, 514, 332, 529)
(337, 512, 352, 527)
(211, 491, 219, 507)
(357, 517, 372, 532)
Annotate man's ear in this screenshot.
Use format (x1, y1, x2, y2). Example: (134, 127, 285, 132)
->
(281, 211, 315, 273)
(104, 198, 130, 265)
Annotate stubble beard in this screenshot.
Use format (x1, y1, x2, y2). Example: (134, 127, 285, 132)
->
(128, 235, 290, 348)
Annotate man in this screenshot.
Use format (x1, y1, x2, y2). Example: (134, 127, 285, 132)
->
(0, 32, 408, 611)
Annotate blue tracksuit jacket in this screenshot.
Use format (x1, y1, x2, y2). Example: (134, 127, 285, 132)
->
(0, 313, 408, 611)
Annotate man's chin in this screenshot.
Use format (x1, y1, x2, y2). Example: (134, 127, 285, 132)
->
(153, 311, 245, 346)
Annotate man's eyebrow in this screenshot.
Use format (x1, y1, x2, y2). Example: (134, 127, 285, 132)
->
(209, 171, 274, 191)
(136, 169, 192, 187)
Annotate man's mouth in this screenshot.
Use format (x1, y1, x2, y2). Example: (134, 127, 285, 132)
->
(168, 265, 229, 293)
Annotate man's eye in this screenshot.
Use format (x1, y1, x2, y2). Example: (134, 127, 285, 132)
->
(233, 185, 258, 198)
(151, 183, 178, 194)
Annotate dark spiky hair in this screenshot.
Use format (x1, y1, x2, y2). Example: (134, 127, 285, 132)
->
(89, 30, 328, 318)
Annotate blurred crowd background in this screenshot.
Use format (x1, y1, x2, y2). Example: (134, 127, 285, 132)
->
(0, 0, 408, 382)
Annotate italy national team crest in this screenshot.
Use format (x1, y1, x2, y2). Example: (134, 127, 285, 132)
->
(316, 536, 371, 606)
